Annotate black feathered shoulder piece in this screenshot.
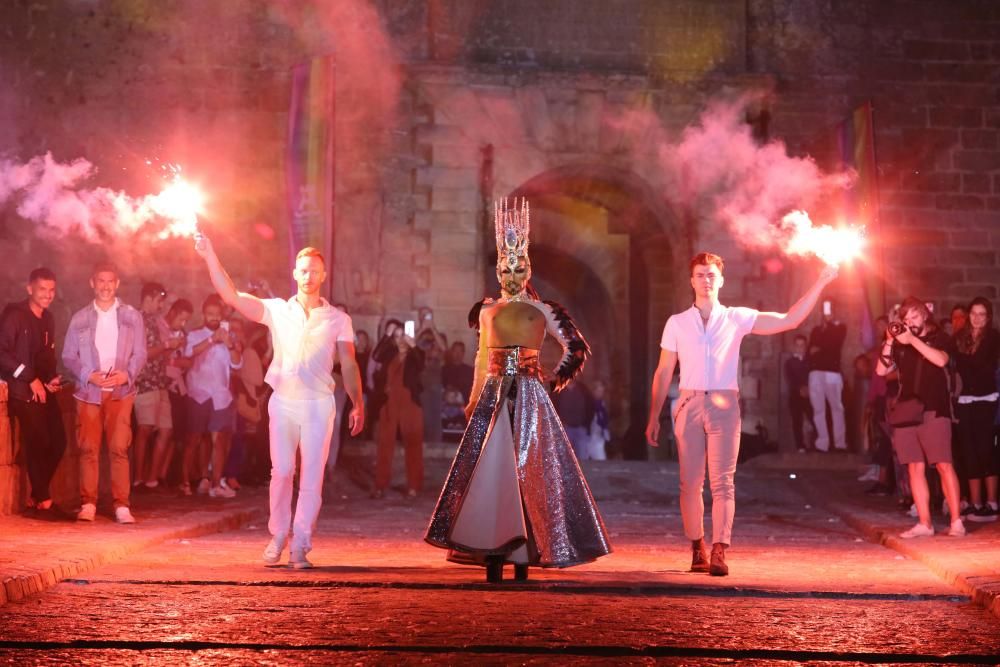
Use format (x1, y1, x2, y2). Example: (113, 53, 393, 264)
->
(467, 298, 495, 330)
(542, 300, 590, 393)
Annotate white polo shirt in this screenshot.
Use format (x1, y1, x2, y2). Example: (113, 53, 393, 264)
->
(259, 297, 354, 400)
(660, 303, 758, 391)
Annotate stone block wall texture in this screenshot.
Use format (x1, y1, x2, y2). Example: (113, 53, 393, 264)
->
(0, 0, 996, 470)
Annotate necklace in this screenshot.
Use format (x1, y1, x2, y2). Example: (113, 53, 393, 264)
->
(499, 291, 533, 303)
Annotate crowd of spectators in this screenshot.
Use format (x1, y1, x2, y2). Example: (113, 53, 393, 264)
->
(788, 294, 1000, 537)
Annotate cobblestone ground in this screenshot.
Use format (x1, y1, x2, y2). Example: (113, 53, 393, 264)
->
(1, 465, 998, 665)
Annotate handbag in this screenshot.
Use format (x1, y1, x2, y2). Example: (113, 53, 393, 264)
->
(887, 349, 924, 428)
(887, 397, 924, 428)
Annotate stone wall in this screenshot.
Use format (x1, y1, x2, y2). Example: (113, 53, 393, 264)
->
(0, 1, 998, 461)
(0, 383, 79, 515)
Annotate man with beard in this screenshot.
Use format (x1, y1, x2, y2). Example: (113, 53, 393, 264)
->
(195, 237, 364, 569)
(877, 297, 965, 539)
(0, 268, 66, 514)
(184, 294, 242, 499)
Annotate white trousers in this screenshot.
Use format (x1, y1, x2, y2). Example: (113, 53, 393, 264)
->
(808, 370, 846, 451)
(268, 393, 336, 551)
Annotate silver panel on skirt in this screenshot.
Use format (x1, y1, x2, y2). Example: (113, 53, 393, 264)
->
(425, 346, 612, 567)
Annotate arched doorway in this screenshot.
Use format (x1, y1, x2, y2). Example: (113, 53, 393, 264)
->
(487, 164, 684, 458)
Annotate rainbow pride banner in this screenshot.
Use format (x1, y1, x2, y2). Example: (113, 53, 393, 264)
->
(835, 101, 884, 348)
(286, 56, 335, 292)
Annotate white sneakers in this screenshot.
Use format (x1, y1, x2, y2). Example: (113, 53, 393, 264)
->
(289, 547, 313, 570)
(209, 485, 236, 499)
(115, 507, 137, 524)
(900, 519, 966, 538)
(263, 534, 313, 569)
(263, 534, 288, 565)
(900, 522, 934, 538)
(77, 504, 137, 524)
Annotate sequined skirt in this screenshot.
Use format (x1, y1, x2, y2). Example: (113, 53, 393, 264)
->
(425, 346, 612, 568)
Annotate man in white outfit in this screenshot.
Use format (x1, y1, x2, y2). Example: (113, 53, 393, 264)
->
(195, 236, 364, 568)
(646, 252, 837, 576)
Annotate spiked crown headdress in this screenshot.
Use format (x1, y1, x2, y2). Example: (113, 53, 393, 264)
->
(494, 197, 530, 271)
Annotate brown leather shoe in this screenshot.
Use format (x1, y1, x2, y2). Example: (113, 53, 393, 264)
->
(709, 542, 728, 576)
(690, 539, 710, 572)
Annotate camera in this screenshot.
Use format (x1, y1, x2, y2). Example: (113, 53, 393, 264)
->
(887, 321, 907, 338)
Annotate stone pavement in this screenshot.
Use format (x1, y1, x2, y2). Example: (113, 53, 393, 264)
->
(2, 447, 999, 624)
(0, 487, 267, 605)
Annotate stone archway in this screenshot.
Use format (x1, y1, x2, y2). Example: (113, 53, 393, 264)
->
(499, 164, 681, 458)
(410, 77, 699, 456)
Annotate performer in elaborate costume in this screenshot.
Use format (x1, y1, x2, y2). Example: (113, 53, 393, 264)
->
(425, 198, 612, 583)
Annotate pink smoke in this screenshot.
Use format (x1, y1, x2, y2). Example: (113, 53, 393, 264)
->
(615, 95, 856, 255)
(0, 152, 202, 240)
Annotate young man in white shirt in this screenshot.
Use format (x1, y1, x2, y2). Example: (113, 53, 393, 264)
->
(62, 263, 147, 524)
(195, 236, 364, 569)
(646, 252, 837, 576)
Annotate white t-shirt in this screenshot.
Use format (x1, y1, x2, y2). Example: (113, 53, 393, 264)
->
(94, 300, 120, 390)
(185, 326, 242, 409)
(660, 303, 758, 391)
(260, 297, 355, 400)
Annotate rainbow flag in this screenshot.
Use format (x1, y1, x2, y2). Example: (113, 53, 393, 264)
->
(286, 56, 335, 294)
(834, 101, 884, 348)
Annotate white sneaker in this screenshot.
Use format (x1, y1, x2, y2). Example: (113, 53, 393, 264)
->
(77, 503, 96, 522)
(900, 522, 934, 539)
(947, 519, 966, 537)
(114, 506, 137, 524)
(289, 546, 313, 569)
(196, 478, 211, 495)
(209, 485, 236, 499)
(263, 535, 288, 565)
(857, 465, 879, 482)
(907, 503, 919, 518)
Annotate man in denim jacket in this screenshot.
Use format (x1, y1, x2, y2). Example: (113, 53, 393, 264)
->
(62, 262, 147, 524)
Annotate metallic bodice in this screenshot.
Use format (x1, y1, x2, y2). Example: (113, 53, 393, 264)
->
(487, 347, 542, 380)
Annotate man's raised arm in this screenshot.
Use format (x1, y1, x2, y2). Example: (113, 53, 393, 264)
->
(751, 265, 839, 336)
(194, 234, 266, 323)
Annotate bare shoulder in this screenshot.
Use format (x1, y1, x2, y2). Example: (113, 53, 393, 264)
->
(468, 297, 496, 329)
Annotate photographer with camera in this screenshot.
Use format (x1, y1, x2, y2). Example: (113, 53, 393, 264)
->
(370, 318, 425, 499)
(876, 297, 965, 538)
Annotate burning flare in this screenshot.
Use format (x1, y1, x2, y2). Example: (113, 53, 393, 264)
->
(149, 173, 205, 239)
(781, 210, 865, 266)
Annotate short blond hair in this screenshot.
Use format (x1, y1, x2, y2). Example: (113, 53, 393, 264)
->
(295, 247, 326, 266)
